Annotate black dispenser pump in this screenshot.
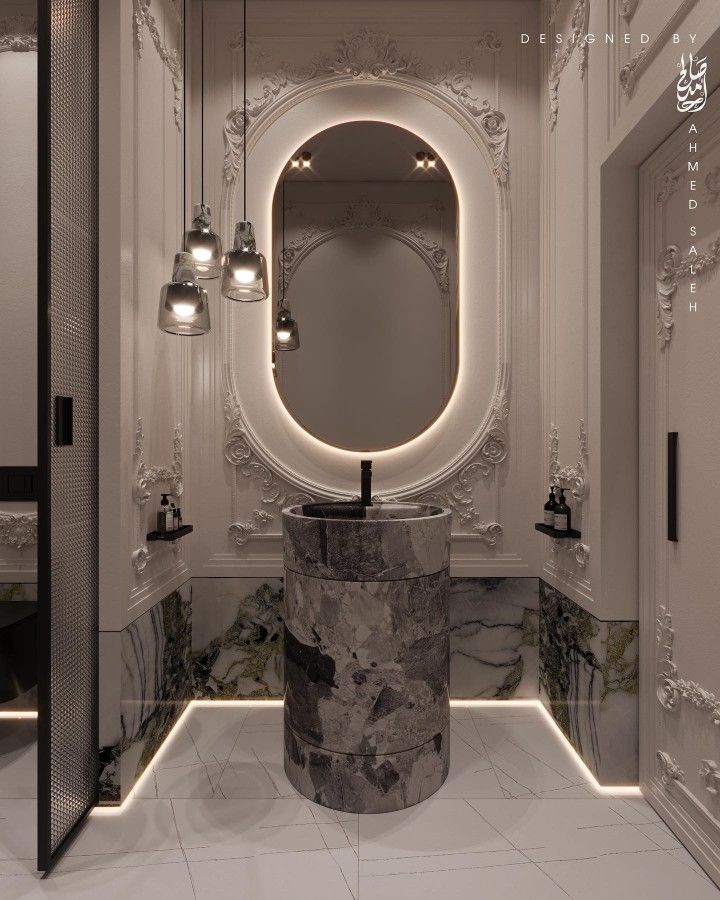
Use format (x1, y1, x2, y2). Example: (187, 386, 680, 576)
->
(361, 460, 372, 507)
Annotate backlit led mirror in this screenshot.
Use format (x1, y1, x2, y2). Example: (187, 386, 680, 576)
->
(272, 121, 458, 452)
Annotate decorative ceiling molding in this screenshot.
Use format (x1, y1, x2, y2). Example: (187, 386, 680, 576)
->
(223, 28, 509, 186)
(657, 605, 720, 726)
(0, 14, 37, 52)
(656, 170, 684, 205)
(656, 239, 720, 348)
(224, 393, 315, 546)
(280, 199, 450, 295)
(132, 0, 183, 130)
(548, 0, 589, 130)
(132, 419, 184, 573)
(0, 512, 37, 551)
(619, 0, 640, 21)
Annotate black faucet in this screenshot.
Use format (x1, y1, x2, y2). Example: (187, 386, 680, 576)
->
(361, 460, 372, 506)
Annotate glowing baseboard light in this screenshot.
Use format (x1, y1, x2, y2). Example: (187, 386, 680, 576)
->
(0, 710, 38, 720)
(92, 698, 640, 815)
(450, 699, 641, 797)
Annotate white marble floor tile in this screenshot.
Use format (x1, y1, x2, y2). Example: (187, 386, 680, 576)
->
(0, 799, 36, 864)
(0, 724, 37, 799)
(467, 799, 658, 862)
(189, 848, 355, 900)
(329, 846, 359, 898)
(0, 860, 195, 899)
(541, 848, 720, 900)
(135, 761, 224, 799)
(217, 728, 297, 799)
(360, 848, 527, 877)
(433, 733, 505, 799)
(359, 859, 569, 899)
(76, 800, 181, 856)
(172, 797, 342, 861)
(53, 848, 186, 873)
(358, 798, 513, 860)
(237, 705, 284, 732)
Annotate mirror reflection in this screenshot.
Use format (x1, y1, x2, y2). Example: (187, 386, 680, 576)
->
(0, 0, 39, 826)
(273, 121, 458, 452)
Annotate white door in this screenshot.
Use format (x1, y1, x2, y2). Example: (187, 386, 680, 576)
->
(640, 85, 720, 885)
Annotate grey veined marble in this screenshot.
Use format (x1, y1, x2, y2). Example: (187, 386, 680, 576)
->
(282, 503, 452, 814)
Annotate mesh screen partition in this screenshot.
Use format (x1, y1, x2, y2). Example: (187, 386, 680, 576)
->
(37, 0, 99, 870)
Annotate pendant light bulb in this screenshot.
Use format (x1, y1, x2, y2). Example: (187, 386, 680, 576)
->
(221, 221, 269, 301)
(183, 204, 222, 278)
(275, 304, 300, 350)
(158, 252, 211, 335)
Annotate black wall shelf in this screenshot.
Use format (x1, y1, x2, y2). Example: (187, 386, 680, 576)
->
(534, 523, 581, 540)
(146, 524, 194, 542)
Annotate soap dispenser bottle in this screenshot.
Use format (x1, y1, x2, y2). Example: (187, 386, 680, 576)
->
(554, 488, 571, 533)
(158, 493, 173, 534)
(544, 487, 557, 527)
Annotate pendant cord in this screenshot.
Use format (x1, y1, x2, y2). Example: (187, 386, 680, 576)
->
(200, 0, 204, 206)
(281, 177, 285, 304)
(243, 0, 247, 221)
(182, 0, 187, 236)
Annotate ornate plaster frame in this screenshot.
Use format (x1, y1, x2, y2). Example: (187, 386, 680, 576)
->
(279, 199, 451, 296)
(132, 419, 184, 573)
(0, 513, 37, 551)
(548, 0, 589, 130)
(657, 606, 720, 727)
(0, 13, 37, 52)
(656, 239, 720, 349)
(219, 27, 512, 544)
(547, 420, 590, 568)
(132, 0, 183, 130)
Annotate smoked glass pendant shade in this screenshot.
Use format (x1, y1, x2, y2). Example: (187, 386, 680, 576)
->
(158, 252, 211, 336)
(275, 305, 300, 350)
(221, 221, 269, 302)
(183, 204, 222, 279)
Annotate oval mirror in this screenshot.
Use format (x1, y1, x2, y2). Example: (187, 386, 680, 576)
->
(272, 121, 458, 452)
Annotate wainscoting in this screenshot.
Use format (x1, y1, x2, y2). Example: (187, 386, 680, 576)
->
(539, 581, 639, 784)
(99, 576, 639, 802)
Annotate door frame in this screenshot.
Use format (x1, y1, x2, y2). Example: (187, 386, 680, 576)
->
(638, 86, 720, 887)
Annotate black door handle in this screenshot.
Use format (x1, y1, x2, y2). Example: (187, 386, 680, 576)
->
(668, 432, 678, 542)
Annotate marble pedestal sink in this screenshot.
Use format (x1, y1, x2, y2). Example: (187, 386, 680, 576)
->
(282, 501, 452, 814)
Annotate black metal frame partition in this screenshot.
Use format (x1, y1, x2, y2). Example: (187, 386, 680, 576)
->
(37, 0, 100, 872)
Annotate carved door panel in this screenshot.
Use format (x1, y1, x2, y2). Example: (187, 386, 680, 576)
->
(640, 85, 720, 884)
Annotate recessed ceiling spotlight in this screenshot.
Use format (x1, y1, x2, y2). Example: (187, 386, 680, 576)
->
(291, 151, 312, 169)
(415, 151, 436, 169)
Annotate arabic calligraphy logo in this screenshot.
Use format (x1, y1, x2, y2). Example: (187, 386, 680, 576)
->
(677, 53, 708, 113)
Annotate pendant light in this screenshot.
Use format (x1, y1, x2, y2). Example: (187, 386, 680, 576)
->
(275, 176, 299, 350)
(183, 2, 222, 278)
(221, 0, 269, 302)
(158, 253, 211, 336)
(158, 0, 210, 335)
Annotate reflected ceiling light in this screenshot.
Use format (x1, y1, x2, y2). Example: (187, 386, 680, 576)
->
(290, 151, 312, 169)
(416, 151, 436, 169)
(221, 0, 268, 301)
(184, 204, 222, 278)
(158, 253, 211, 335)
(275, 305, 300, 350)
(275, 174, 299, 350)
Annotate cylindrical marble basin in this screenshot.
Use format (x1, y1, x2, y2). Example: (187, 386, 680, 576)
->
(282, 502, 452, 814)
